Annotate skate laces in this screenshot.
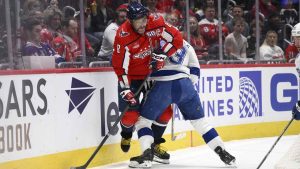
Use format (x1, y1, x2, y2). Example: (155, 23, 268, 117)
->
(154, 144, 167, 154)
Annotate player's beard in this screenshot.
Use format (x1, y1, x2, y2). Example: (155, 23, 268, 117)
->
(131, 17, 147, 35)
(135, 26, 146, 35)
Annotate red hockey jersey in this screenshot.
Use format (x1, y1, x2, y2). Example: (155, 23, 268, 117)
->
(285, 43, 299, 62)
(112, 14, 183, 88)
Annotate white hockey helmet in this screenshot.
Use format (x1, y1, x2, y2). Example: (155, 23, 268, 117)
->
(292, 23, 300, 37)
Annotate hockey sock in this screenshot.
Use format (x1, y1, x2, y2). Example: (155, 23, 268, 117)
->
(136, 116, 154, 152)
(190, 118, 225, 150)
(121, 130, 133, 139)
(151, 122, 167, 141)
(120, 124, 134, 138)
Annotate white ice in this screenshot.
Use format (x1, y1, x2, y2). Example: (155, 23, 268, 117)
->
(91, 135, 299, 169)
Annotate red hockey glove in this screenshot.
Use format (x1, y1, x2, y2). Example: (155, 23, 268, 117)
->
(292, 101, 300, 120)
(150, 53, 167, 71)
(120, 89, 137, 106)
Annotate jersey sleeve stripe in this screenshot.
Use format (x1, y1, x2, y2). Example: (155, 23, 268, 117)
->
(162, 29, 174, 42)
(162, 43, 173, 54)
(122, 47, 130, 74)
(190, 67, 200, 77)
(121, 75, 130, 88)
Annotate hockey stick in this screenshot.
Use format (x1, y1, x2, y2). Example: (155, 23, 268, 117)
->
(70, 76, 150, 169)
(256, 116, 295, 169)
(171, 106, 186, 141)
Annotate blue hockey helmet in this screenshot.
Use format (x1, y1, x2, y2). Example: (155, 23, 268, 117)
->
(127, 2, 149, 20)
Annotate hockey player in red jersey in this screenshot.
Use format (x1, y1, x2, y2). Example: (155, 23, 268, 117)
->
(111, 1, 183, 164)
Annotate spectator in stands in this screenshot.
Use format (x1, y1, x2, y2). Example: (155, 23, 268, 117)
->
(144, 0, 165, 17)
(41, 6, 63, 44)
(263, 12, 284, 49)
(72, 16, 95, 58)
(225, 5, 249, 37)
(199, 6, 219, 45)
(98, 4, 127, 61)
(199, 5, 228, 59)
(203, 0, 216, 8)
(49, 0, 59, 8)
(89, 0, 115, 43)
(27, 10, 45, 27)
(156, 0, 173, 14)
(247, 21, 263, 59)
(164, 11, 180, 29)
(222, 0, 236, 22)
(182, 16, 208, 59)
(195, 0, 217, 22)
(106, 0, 127, 11)
(251, 0, 277, 19)
(224, 17, 247, 60)
(23, 0, 43, 15)
(172, 0, 187, 31)
(259, 30, 284, 60)
(52, 18, 95, 62)
(22, 17, 64, 63)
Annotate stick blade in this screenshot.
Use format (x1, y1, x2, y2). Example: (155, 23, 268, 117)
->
(70, 166, 86, 169)
(171, 132, 186, 141)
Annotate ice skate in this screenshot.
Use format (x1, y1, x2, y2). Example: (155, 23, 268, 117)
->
(153, 138, 170, 164)
(214, 146, 236, 165)
(129, 148, 154, 168)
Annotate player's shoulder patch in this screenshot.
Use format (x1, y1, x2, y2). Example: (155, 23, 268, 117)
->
(119, 28, 130, 37)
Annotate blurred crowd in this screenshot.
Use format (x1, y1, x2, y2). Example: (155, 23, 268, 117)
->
(0, 0, 299, 68)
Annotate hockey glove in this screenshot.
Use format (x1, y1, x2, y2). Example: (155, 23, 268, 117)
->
(120, 89, 137, 106)
(292, 101, 300, 120)
(150, 53, 167, 71)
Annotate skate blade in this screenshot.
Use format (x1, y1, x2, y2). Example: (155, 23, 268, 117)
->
(129, 160, 152, 168)
(153, 156, 170, 164)
(226, 159, 237, 168)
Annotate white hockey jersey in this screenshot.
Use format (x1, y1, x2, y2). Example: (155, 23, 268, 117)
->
(295, 52, 300, 76)
(150, 40, 200, 83)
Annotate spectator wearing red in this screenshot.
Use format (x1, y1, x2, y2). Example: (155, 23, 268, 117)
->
(145, 0, 165, 17)
(41, 6, 63, 44)
(52, 18, 94, 62)
(198, 5, 228, 59)
(182, 16, 208, 59)
(251, 0, 277, 19)
(156, 0, 174, 13)
(199, 6, 221, 45)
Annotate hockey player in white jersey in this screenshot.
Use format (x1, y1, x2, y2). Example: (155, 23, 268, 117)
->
(291, 23, 300, 120)
(129, 40, 236, 168)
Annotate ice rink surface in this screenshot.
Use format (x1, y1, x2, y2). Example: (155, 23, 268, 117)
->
(91, 135, 299, 169)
